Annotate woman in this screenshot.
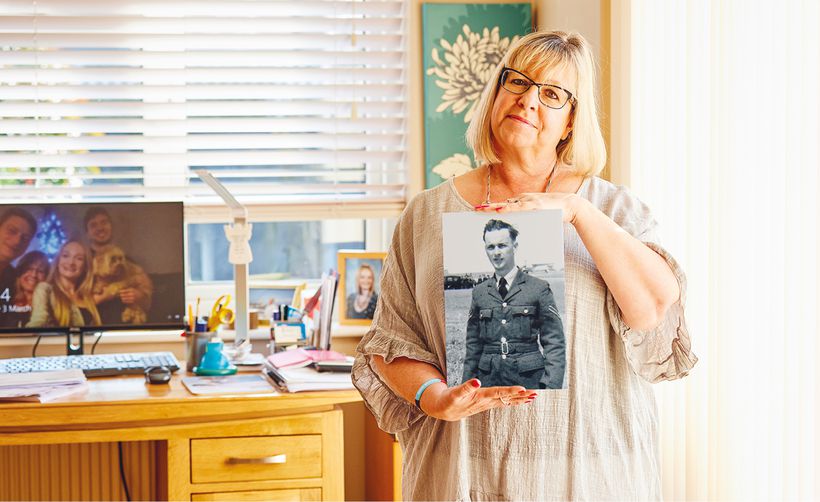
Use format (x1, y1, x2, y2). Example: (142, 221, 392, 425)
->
(352, 31, 697, 500)
(346, 264, 378, 319)
(28, 240, 101, 328)
(1, 251, 49, 328)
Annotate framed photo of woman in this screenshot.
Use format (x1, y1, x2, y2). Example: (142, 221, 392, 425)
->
(337, 250, 386, 326)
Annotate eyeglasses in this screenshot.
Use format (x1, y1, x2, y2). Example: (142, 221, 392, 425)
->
(498, 67, 577, 110)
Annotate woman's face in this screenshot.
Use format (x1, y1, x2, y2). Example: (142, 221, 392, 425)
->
(57, 242, 86, 283)
(490, 65, 576, 162)
(358, 268, 374, 292)
(19, 260, 48, 294)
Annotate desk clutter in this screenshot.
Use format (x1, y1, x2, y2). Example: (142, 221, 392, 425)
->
(263, 349, 354, 393)
(0, 369, 88, 403)
(179, 348, 353, 396)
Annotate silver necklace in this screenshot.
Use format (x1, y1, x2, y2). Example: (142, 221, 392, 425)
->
(484, 159, 558, 205)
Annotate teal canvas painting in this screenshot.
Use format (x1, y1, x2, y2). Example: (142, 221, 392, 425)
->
(422, 3, 532, 188)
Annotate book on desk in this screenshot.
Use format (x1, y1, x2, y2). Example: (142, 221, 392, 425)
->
(263, 349, 354, 392)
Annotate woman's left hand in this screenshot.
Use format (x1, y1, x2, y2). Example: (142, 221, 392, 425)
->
(476, 192, 586, 225)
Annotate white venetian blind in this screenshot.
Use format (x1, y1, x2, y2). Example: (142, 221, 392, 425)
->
(0, 0, 407, 209)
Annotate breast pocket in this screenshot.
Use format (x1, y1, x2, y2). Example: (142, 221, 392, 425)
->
(510, 305, 536, 340)
(479, 308, 493, 339)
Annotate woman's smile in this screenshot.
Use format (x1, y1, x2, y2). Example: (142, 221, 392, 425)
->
(507, 114, 537, 128)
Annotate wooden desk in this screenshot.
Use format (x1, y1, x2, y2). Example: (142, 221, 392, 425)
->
(0, 374, 361, 501)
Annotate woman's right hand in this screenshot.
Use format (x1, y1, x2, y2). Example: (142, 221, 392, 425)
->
(420, 379, 537, 421)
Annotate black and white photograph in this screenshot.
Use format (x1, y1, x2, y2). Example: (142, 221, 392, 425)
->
(443, 210, 566, 390)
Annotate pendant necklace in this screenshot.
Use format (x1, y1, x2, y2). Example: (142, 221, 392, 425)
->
(484, 159, 558, 205)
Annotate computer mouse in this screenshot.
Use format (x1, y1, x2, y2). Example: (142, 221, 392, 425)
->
(144, 365, 172, 385)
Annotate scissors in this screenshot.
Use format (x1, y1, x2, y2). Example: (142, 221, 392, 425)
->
(208, 294, 235, 331)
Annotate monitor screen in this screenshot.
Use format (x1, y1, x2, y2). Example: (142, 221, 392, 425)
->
(0, 202, 185, 333)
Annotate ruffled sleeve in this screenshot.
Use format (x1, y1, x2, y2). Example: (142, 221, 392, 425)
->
(351, 197, 442, 433)
(602, 191, 698, 383)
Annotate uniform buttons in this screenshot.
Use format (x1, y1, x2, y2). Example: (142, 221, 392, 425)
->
(524, 309, 529, 314)
(502, 302, 507, 307)
(501, 319, 507, 325)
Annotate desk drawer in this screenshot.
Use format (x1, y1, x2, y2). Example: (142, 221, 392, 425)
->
(192, 488, 321, 501)
(190, 435, 322, 484)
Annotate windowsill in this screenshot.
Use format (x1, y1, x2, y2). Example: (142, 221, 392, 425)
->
(0, 323, 371, 348)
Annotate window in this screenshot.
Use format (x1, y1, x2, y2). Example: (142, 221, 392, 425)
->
(0, 0, 409, 279)
(188, 218, 397, 282)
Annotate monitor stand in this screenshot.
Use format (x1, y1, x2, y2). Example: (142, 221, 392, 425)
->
(66, 327, 84, 356)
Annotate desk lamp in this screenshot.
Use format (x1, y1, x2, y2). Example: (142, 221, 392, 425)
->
(195, 170, 255, 362)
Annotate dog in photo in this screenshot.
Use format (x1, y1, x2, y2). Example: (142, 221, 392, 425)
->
(92, 245, 153, 324)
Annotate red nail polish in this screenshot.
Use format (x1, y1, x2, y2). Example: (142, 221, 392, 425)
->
(471, 379, 481, 388)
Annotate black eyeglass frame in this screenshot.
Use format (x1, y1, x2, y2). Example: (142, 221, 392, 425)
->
(498, 67, 578, 110)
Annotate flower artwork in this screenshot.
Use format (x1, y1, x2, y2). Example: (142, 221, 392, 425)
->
(432, 153, 476, 180)
(422, 3, 531, 189)
(427, 26, 519, 124)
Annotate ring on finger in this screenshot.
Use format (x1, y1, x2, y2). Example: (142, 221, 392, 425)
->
(499, 396, 510, 406)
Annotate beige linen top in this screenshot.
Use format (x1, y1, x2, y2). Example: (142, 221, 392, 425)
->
(352, 176, 697, 501)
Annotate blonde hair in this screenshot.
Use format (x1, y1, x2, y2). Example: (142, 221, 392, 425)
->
(48, 240, 100, 326)
(466, 30, 607, 176)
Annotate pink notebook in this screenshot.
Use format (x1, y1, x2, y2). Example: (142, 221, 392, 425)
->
(266, 349, 346, 369)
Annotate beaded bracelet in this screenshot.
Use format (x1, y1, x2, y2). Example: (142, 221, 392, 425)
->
(414, 378, 444, 411)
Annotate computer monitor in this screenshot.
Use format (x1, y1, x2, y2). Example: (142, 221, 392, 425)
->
(0, 202, 185, 334)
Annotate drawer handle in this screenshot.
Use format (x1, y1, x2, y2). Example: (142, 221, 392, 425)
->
(226, 454, 287, 465)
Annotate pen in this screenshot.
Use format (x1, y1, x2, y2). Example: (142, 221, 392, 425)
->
(195, 297, 201, 322)
(187, 304, 194, 332)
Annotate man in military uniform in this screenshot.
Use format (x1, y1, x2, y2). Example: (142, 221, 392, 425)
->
(461, 219, 565, 389)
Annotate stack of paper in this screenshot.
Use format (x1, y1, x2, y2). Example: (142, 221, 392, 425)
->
(263, 365, 353, 393)
(0, 369, 88, 403)
(263, 349, 353, 392)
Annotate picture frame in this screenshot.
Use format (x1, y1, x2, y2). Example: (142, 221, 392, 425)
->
(337, 250, 387, 326)
(422, 3, 532, 188)
(248, 281, 307, 322)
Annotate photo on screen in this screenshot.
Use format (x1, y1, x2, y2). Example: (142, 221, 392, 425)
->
(442, 210, 567, 390)
(0, 202, 185, 331)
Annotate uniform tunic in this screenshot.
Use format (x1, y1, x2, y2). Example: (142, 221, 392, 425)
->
(352, 176, 697, 501)
(463, 270, 565, 389)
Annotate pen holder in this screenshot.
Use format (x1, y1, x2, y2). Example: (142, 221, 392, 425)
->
(185, 331, 215, 372)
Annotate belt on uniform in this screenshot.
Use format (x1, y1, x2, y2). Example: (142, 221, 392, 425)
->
(482, 338, 539, 358)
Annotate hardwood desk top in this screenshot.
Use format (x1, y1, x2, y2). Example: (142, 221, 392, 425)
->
(0, 372, 362, 442)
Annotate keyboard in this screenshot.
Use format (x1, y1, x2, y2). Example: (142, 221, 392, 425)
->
(0, 352, 181, 378)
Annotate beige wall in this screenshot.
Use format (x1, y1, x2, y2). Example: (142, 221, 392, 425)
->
(536, 0, 611, 180)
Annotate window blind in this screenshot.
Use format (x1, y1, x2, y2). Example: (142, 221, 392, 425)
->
(0, 0, 407, 212)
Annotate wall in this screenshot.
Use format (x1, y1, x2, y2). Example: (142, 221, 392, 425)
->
(536, 0, 611, 180)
